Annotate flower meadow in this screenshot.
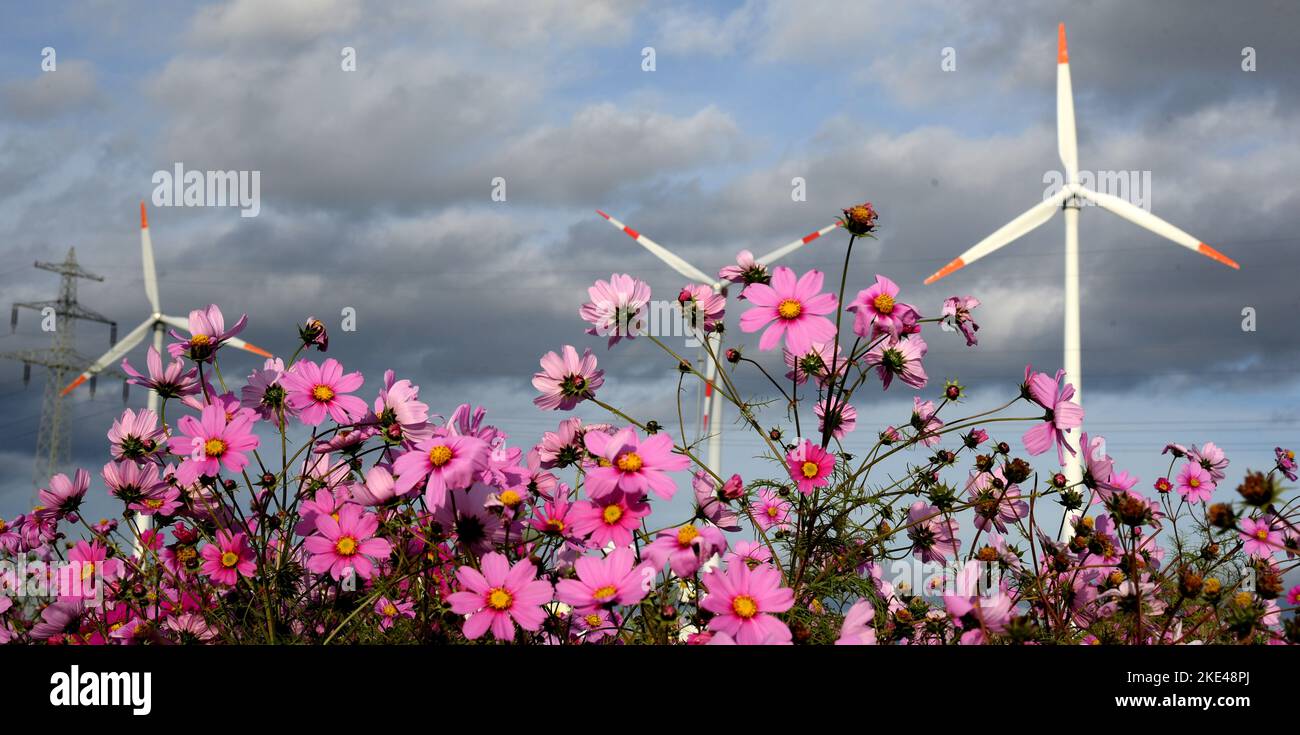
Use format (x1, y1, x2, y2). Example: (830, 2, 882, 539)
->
(2, 203, 1298, 646)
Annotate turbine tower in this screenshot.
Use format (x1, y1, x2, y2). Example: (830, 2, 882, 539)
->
(596, 210, 841, 477)
(2, 248, 119, 488)
(923, 23, 1240, 534)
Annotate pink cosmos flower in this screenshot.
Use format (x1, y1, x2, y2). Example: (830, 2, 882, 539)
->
(814, 398, 857, 439)
(200, 531, 256, 586)
(941, 295, 981, 347)
(304, 504, 393, 580)
(372, 371, 431, 444)
(281, 358, 367, 426)
(583, 427, 690, 500)
(60, 540, 124, 600)
(943, 560, 1014, 645)
(700, 561, 794, 645)
(847, 275, 918, 342)
(1286, 585, 1300, 607)
(786, 440, 834, 495)
(295, 487, 352, 535)
(1021, 367, 1084, 465)
(906, 501, 960, 563)
(167, 403, 260, 486)
(739, 267, 837, 354)
(555, 547, 650, 608)
(580, 274, 652, 346)
(537, 417, 588, 469)
(37, 469, 90, 520)
(102, 460, 167, 508)
(1188, 442, 1230, 482)
(240, 357, 292, 425)
(783, 341, 847, 387)
(835, 599, 877, 645)
(167, 304, 248, 362)
(351, 464, 401, 506)
(644, 523, 727, 578)
(752, 489, 792, 532)
(678, 284, 726, 334)
(966, 467, 1028, 533)
(107, 408, 166, 463)
(1239, 517, 1282, 559)
(447, 552, 554, 641)
(374, 597, 416, 632)
(1175, 462, 1215, 504)
(532, 345, 605, 410)
(569, 491, 651, 549)
(692, 471, 741, 532)
(123, 345, 199, 399)
(718, 249, 769, 292)
(391, 434, 490, 508)
(1276, 447, 1298, 482)
(722, 540, 774, 570)
(865, 335, 928, 390)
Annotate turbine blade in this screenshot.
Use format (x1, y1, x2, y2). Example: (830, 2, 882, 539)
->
(61, 319, 152, 395)
(140, 201, 161, 313)
(159, 314, 275, 358)
(1057, 23, 1079, 183)
(595, 210, 715, 285)
(924, 190, 1067, 284)
(755, 221, 843, 266)
(1074, 187, 1239, 270)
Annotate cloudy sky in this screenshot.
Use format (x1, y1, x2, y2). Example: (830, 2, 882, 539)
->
(1, 0, 1297, 525)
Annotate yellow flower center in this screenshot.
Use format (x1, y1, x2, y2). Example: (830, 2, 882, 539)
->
(801, 460, 820, 478)
(189, 334, 211, 346)
(428, 445, 454, 467)
(1189, 477, 1200, 488)
(499, 489, 522, 507)
(616, 452, 643, 472)
(335, 536, 358, 556)
(597, 457, 612, 467)
(1234, 591, 1254, 608)
(144, 498, 163, 509)
(80, 561, 96, 580)
(777, 299, 802, 320)
(676, 525, 700, 546)
(585, 613, 602, 626)
(732, 594, 759, 619)
(1256, 528, 1269, 540)
(311, 385, 335, 402)
(872, 293, 896, 314)
(602, 504, 624, 524)
(220, 551, 239, 568)
(487, 588, 513, 610)
(592, 585, 618, 601)
(544, 518, 565, 533)
(204, 438, 227, 458)
(382, 603, 398, 616)
(767, 505, 779, 518)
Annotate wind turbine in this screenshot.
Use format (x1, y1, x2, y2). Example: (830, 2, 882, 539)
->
(596, 209, 841, 477)
(62, 202, 272, 541)
(923, 23, 1240, 530)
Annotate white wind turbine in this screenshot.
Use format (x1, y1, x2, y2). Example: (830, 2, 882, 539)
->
(63, 202, 273, 541)
(596, 209, 842, 478)
(923, 23, 1240, 531)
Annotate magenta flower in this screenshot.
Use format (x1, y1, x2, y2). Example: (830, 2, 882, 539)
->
(1021, 367, 1083, 464)
(282, 358, 367, 426)
(1276, 447, 1298, 482)
(678, 283, 726, 334)
(906, 501, 960, 563)
(102, 460, 167, 508)
(60, 540, 123, 600)
(966, 467, 1028, 533)
(374, 597, 416, 632)
(580, 273, 652, 346)
(739, 267, 837, 354)
(784, 341, 846, 387)
(1188, 442, 1230, 482)
(107, 407, 166, 463)
(555, 547, 650, 608)
(865, 335, 928, 390)
(569, 491, 651, 549)
(532, 345, 604, 411)
(447, 553, 553, 641)
(123, 345, 199, 399)
(372, 372, 431, 444)
(167, 304, 249, 362)
(644, 523, 726, 577)
(304, 504, 393, 580)
(583, 427, 690, 501)
(692, 471, 741, 532)
(1175, 462, 1215, 503)
(700, 561, 794, 645)
(941, 295, 981, 347)
(200, 531, 255, 586)
(240, 358, 292, 425)
(835, 599, 877, 645)
(847, 275, 918, 341)
(392, 434, 490, 508)
(718, 249, 769, 292)
(1240, 517, 1282, 559)
(814, 398, 857, 439)
(786, 440, 834, 495)
(37, 469, 90, 521)
(752, 489, 792, 532)
(167, 404, 260, 486)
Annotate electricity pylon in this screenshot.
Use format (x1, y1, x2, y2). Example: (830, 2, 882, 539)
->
(2, 247, 118, 489)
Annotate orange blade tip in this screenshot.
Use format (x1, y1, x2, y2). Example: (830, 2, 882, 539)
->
(595, 209, 610, 219)
(1058, 23, 1069, 64)
(924, 257, 966, 285)
(1198, 243, 1240, 270)
(61, 374, 88, 396)
(242, 343, 273, 359)
(140, 201, 148, 229)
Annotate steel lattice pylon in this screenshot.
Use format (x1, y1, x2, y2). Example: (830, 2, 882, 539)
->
(2, 247, 118, 491)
